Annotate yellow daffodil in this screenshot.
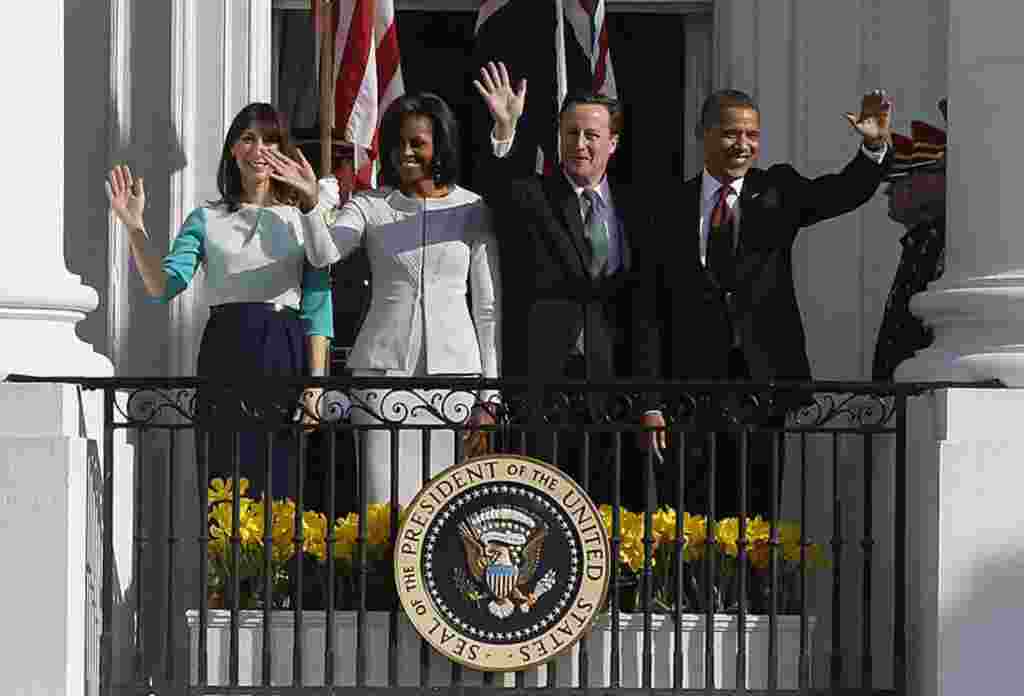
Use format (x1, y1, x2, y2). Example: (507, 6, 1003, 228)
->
(651, 507, 676, 543)
(207, 477, 250, 506)
(682, 513, 708, 560)
(365, 503, 401, 548)
(208, 499, 263, 547)
(714, 517, 739, 557)
(302, 510, 328, 561)
(334, 513, 359, 561)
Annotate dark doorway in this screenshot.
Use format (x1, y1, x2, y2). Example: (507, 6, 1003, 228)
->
(395, 11, 480, 189)
(395, 10, 686, 189)
(605, 13, 686, 183)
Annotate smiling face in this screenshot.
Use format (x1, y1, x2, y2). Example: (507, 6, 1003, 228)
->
(703, 106, 761, 181)
(390, 114, 435, 191)
(231, 127, 282, 183)
(559, 103, 619, 188)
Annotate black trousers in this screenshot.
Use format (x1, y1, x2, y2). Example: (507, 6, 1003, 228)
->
(497, 354, 649, 511)
(655, 348, 786, 518)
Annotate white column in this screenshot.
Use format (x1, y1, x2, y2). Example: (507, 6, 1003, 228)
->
(905, 389, 1024, 696)
(0, 4, 119, 695)
(897, 1, 1024, 384)
(0, 0, 112, 379)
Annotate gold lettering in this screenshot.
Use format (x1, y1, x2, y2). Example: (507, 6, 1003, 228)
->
(466, 461, 486, 482)
(436, 479, 455, 499)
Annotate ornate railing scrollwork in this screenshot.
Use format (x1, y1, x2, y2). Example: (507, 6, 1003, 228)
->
(50, 377, 906, 433)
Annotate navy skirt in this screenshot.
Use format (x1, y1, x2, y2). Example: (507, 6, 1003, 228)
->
(195, 302, 307, 498)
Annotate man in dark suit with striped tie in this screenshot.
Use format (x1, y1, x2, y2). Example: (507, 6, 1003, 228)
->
(473, 61, 664, 507)
(641, 89, 893, 517)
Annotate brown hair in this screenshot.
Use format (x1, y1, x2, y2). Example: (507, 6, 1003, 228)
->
(560, 91, 625, 136)
(212, 102, 301, 212)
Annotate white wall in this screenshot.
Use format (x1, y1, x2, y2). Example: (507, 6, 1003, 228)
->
(713, 0, 949, 689)
(715, 0, 948, 382)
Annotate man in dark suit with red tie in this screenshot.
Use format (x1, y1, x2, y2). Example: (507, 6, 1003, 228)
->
(472, 62, 663, 507)
(642, 89, 893, 517)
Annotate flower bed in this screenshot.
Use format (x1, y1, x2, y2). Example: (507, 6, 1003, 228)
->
(204, 478, 827, 614)
(194, 479, 825, 688)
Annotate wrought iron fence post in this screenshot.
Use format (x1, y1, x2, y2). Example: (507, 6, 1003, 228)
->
(101, 387, 114, 696)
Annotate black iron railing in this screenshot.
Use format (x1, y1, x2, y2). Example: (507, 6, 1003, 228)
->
(7, 375, 971, 695)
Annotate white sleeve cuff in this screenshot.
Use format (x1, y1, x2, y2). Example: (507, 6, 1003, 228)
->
(861, 142, 888, 164)
(490, 127, 515, 159)
(300, 200, 341, 267)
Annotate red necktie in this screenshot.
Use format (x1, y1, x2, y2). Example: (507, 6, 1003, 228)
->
(711, 183, 735, 226)
(708, 184, 736, 287)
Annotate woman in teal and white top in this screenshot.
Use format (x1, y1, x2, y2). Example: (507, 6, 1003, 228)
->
(106, 102, 333, 497)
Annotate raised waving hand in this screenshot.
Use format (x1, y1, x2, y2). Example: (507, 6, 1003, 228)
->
(264, 148, 319, 212)
(106, 164, 146, 232)
(473, 61, 527, 140)
(845, 89, 894, 148)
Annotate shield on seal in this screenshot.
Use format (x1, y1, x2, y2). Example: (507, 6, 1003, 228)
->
(486, 563, 518, 600)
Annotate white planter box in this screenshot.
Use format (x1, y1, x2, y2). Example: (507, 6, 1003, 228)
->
(186, 610, 484, 687)
(187, 610, 814, 689)
(532, 613, 817, 689)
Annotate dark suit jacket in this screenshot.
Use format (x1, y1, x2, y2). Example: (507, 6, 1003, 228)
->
(479, 153, 657, 383)
(638, 150, 891, 383)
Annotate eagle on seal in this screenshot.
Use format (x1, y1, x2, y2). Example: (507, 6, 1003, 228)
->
(458, 506, 548, 619)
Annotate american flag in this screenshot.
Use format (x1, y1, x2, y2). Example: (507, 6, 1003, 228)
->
(316, 0, 405, 189)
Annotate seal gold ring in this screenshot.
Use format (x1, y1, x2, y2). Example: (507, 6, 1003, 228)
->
(394, 454, 610, 672)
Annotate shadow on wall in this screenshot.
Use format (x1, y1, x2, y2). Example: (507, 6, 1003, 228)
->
(938, 549, 1024, 695)
(64, 0, 190, 374)
(64, 0, 119, 364)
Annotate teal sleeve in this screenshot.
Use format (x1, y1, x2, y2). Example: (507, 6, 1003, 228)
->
(300, 261, 334, 338)
(157, 207, 207, 303)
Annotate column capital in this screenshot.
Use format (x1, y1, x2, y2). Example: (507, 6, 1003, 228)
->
(898, 1, 1024, 386)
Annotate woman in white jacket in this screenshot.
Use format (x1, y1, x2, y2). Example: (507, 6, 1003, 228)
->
(299, 92, 501, 506)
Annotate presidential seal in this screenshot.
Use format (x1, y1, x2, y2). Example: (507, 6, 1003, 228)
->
(394, 454, 610, 672)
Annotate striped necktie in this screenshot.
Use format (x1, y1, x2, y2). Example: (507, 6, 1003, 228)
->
(707, 183, 736, 288)
(582, 188, 609, 277)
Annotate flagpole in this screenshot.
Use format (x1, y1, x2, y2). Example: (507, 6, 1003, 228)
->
(554, 0, 567, 168)
(554, 0, 567, 108)
(318, 0, 335, 178)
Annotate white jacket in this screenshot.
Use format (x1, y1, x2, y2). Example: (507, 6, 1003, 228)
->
(305, 183, 501, 389)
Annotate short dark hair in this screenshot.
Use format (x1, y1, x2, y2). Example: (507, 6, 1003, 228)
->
(378, 92, 460, 188)
(559, 91, 624, 136)
(697, 89, 759, 136)
(214, 102, 300, 212)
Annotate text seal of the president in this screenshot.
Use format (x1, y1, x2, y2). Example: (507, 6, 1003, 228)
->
(395, 454, 610, 671)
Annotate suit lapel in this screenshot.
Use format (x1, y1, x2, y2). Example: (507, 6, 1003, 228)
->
(684, 174, 703, 270)
(737, 168, 764, 256)
(609, 180, 631, 271)
(544, 173, 591, 276)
